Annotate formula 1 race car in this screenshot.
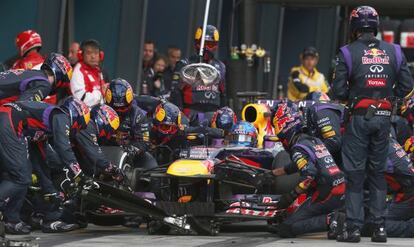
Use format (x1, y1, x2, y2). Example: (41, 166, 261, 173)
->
(79, 135, 300, 235)
(145, 130, 301, 233)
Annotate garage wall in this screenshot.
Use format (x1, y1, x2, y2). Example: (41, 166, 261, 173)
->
(0, 0, 38, 63)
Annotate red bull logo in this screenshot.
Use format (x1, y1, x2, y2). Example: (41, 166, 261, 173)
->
(273, 103, 295, 134)
(363, 48, 386, 57)
(102, 105, 120, 130)
(350, 9, 359, 19)
(362, 48, 390, 65)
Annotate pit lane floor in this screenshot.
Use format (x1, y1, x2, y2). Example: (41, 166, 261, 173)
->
(9, 223, 413, 247)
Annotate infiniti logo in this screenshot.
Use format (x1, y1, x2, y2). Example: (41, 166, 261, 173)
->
(369, 65, 384, 73)
(204, 92, 217, 99)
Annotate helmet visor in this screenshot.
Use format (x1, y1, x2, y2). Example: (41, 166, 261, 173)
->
(230, 134, 253, 143)
(158, 123, 178, 135)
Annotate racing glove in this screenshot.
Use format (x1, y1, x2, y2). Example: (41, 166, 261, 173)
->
(254, 170, 274, 189)
(69, 163, 84, 182)
(277, 190, 298, 209)
(102, 164, 125, 182)
(43, 192, 65, 203)
(60, 163, 86, 192)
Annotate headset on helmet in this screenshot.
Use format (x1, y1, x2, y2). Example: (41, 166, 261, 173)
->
(60, 97, 90, 131)
(16, 30, 42, 57)
(91, 104, 120, 141)
(229, 121, 258, 147)
(211, 106, 237, 132)
(105, 78, 134, 111)
(349, 6, 380, 36)
(77, 39, 104, 62)
(271, 100, 303, 144)
(41, 53, 73, 86)
(153, 102, 182, 136)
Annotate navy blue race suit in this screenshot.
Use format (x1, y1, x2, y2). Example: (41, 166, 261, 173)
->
(109, 100, 151, 153)
(384, 138, 414, 220)
(0, 69, 52, 104)
(332, 32, 414, 230)
(359, 137, 414, 237)
(277, 134, 345, 237)
(0, 101, 77, 223)
(170, 55, 226, 118)
(303, 102, 344, 165)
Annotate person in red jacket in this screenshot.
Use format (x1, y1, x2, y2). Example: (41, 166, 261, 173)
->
(70, 39, 106, 107)
(12, 30, 44, 70)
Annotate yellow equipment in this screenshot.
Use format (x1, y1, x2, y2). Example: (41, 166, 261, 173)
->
(241, 103, 274, 148)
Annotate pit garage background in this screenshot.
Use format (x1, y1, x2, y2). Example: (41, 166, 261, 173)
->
(1, 0, 414, 107)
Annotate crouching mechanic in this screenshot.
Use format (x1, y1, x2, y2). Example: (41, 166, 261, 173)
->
(291, 136, 414, 239)
(151, 102, 192, 164)
(29, 104, 124, 227)
(104, 78, 152, 158)
(71, 104, 124, 180)
(0, 53, 72, 104)
(269, 101, 345, 238)
(371, 137, 414, 237)
(0, 98, 90, 234)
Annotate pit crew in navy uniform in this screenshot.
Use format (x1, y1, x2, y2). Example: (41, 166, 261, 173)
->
(332, 6, 414, 242)
(302, 92, 344, 165)
(170, 25, 226, 122)
(0, 97, 89, 234)
(0, 53, 72, 105)
(269, 101, 345, 238)
(104, 78, 152, 156)
(299, 136, 414, 238)
(360, 137, 414, 238)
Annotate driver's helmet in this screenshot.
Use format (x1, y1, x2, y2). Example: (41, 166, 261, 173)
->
(229, 121, 258, 147)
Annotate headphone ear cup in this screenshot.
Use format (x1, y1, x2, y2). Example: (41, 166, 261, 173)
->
(77, 49, 83, 62)
(99, 51, 104, 61)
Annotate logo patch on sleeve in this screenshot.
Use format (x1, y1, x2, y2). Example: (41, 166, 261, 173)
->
(296, 158, 308, 170)
(322, 130, 336, 139)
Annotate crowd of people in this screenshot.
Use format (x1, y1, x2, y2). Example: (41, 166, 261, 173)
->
(0, 4, 414, 245)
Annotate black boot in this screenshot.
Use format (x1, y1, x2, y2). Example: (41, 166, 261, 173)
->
(41, 220, 79, 233)
(4, 221, 31, 235)
(336, 224, 361, 243)
(327, 211, 346, 240)
(371, 225, 387, 243)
